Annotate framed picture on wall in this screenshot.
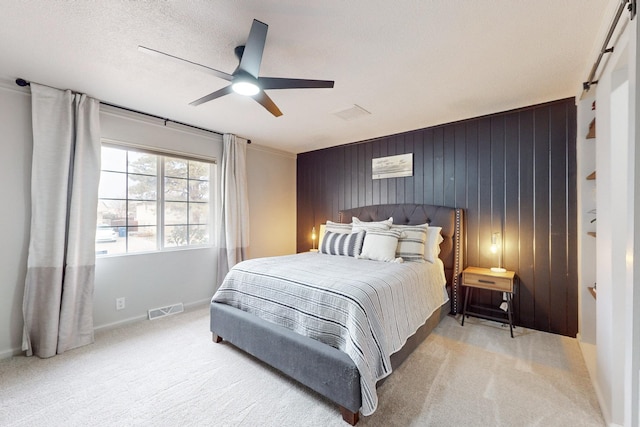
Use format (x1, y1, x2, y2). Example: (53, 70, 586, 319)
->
(372, 153, 413, 179)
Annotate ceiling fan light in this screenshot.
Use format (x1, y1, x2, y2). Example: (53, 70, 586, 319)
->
(232, 81, 260, 96)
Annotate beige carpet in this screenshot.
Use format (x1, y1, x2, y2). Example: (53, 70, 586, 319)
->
(0, 306, 604, 426)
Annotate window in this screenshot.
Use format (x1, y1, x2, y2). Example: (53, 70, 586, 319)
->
(96, 145, 214, 255)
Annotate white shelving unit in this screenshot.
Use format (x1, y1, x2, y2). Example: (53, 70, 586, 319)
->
(576, 96, 597, 377)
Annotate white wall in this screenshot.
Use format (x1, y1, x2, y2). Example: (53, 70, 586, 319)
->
(246, 144, 297, 259)
(94, 106, 223, 329)
(0, 80, 297, 357)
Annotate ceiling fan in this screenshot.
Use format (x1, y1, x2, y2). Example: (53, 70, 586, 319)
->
(139, 19, 334, 117)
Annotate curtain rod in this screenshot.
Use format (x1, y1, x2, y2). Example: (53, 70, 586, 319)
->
(582, 0, 635, 92)
(15, 78, 251, 144)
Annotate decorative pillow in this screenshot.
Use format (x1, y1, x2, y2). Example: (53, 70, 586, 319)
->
(351, 216, 393, 233)
(325, 220, 352, 234)
(319, 221, 352, 248)
(319, 230, 365, 257)
(357, 228, 403, 262)
(424, 226, 444, 263)
(391, 223, 428, 262)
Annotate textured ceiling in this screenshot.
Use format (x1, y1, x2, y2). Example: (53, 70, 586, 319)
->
(0, 1, 610, 154)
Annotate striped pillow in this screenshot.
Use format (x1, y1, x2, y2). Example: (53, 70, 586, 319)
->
(392, 223, 428, 262)
(319, 221, 353, 249)
(325, 220, 352, 234)
(351, 216, 393, 233)
(319, 230, 365, 257)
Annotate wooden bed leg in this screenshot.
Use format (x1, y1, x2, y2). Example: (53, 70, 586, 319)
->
(212, 333, 222, 343)
(339, 406, 359, 425)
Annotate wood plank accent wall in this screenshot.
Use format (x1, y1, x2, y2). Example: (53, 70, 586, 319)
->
(296, 97, 578, 337)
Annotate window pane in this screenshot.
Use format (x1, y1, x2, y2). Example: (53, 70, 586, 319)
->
(164, 225, 189, 247)
(165, 201, 187, 225)
(189, 202, 209, 224)
(128, 201, 157, 226)
(189, 225, 209, 245)
(165, 177, 188, 201)
(128, 174, 157, 200)
(95, 222, 125, 255)
(128, 152, 157, 175)
(189, 180, 209, 202)
(97, 199, 126, 225)
(189, 160, 210, 180)
(99, 171, 126, 199)
(128, 225, 157, 252)
(165, 157, 188, 178)
(96, 239, 125, 256)
(102, 147, 127, 172)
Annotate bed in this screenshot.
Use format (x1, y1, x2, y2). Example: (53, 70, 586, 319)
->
(210, 204, 464, 424)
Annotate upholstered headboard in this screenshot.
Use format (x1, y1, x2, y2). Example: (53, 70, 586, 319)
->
(338, 204, 464, 314)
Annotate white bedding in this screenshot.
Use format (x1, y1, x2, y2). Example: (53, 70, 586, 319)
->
(211, 252, 448, 416)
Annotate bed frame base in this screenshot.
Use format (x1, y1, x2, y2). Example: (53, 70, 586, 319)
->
(211, 302, 447, 424)
(213, 331, 359, 425)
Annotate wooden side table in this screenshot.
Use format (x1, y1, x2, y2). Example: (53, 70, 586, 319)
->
(461, 266, 516, 338)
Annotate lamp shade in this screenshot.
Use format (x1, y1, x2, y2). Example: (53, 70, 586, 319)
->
(310, 226, 318, 251)
(490, 232, 506, 273)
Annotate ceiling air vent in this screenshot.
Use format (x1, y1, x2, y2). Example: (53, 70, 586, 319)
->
(148, 302, 184, 320)
(333, 104, 371, 121)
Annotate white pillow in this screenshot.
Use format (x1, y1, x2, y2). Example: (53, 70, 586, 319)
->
(392, 223, 428, 262)
(424, 226, 443, 263)
(358, 228, 403, 262)
(351, 216, 393, 233)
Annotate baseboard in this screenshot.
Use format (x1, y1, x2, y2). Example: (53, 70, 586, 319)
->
(183, 298, 211, 311)
(93, 314, 148, 333)
(0, 346, 24, 360)
(94, 298, 211, 333)
(576, 334, 619, 426)
(577, 333, 597, 384)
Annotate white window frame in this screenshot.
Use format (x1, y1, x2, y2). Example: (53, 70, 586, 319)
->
(97, 140, 217, 257)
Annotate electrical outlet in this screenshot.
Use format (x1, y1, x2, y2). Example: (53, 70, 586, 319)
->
(116, 297, 125, 311)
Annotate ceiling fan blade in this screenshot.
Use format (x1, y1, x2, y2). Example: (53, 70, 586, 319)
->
(252, 91, 283, 117)
(138, 45, 233, 82)
(259, 77, 335, 90)
(189, 85, 234, 106)
(238, 20, 268, 78)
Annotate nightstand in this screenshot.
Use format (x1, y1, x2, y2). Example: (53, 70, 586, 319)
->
(461, 266, 516, 338)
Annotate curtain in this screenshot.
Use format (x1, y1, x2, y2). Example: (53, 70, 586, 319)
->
(22, 84, 101, 358)
(216, 134, 250, 288)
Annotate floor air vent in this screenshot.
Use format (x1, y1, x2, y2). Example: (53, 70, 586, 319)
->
(148, 303, 184, 320)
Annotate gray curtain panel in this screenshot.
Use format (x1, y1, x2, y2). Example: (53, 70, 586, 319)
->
(22, 83, 101, 358)
(216, 134, 250, 289)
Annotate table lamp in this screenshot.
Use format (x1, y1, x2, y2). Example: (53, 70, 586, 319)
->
(490, 232, 506, 273)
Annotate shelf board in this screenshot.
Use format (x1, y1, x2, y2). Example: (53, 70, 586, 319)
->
(588, 286, 597, 300)
(587, 232, 596, 237)
(586, 171, 596, 180)
(586, 118, 596, 139)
